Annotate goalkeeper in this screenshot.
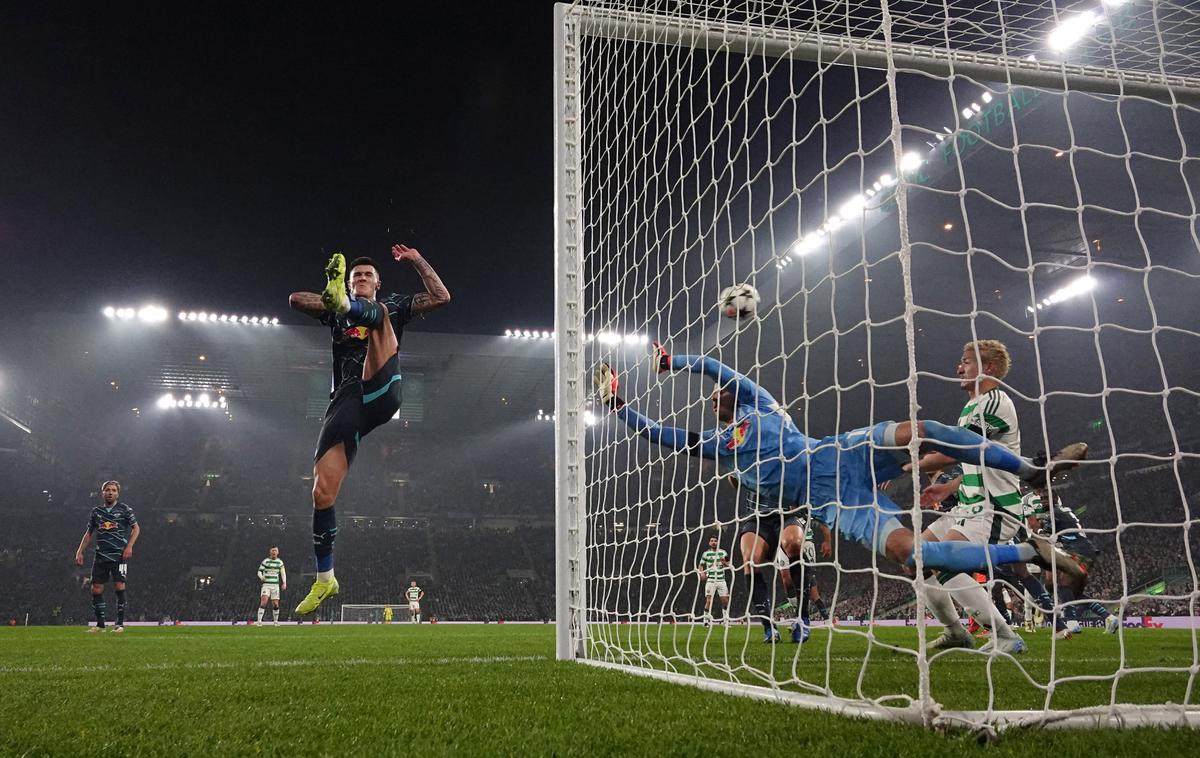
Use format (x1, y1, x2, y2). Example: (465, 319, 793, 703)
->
(593, 346, 1090, 628)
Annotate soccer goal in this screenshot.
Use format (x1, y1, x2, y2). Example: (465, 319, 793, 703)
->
(554, 0, 1200, 733)
(340, 604, 412, 623)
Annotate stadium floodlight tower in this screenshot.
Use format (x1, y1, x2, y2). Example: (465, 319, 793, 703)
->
(554, 0, 1200, 735)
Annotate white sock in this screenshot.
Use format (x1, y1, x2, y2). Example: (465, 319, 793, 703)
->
(317, 570, 334, 582)
(272, 608, 279, 622)
(924, 577, 969, 636)
(942, 573, 1018, 639)
(257, 607, 265, 623)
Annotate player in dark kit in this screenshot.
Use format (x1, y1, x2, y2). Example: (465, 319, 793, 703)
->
(74, 480, 140, 633)
(289, 244, 450, 614)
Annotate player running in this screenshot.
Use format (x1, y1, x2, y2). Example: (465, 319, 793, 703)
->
(406, 581, 425, 623)
(593, 345, 1090, 648)
(911, 340, 1032, 654)
(697, 535, 731, 625)
(1026, 486, 1121, 638)
(289, 245, 450, 615)
(256, 547, 287, 626)
(74, 481, 140, 633)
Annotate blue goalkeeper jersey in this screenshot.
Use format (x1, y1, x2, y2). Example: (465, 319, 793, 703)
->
(616, 355, 816, 512)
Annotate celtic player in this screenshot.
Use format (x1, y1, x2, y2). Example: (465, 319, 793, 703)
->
(256, 547, 287, 626)
(74, 481, 140, 633)
(288, 245, 450, 616)
(697, 535, 731, 625)
(406, 581, 425, 623)
(914, 341, 1030, 655)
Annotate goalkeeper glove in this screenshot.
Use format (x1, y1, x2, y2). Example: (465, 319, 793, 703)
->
(592, 362, 624, 409)
(652, 341, 672, 373)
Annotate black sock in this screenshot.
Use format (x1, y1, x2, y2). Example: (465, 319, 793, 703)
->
(115, 590, 126, 626)
(1058, 586, 1078, 619)
(748, 571, 772, 628)
(813, 597, 828, 619)
(313, 507, 337, 572)
(92, 594, 107, 627)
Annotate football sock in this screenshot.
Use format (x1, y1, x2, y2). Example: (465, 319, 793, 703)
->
(115, 589, 126, 626)
(313, 506, 337, 574)
(257, 607, 265, 623)
(347, 298, 386, 327)
(913, 540, 1025, 573)
(920, 420, 1035, 478)
(272, 608, 280, 622)
(92, 594, 106, 628)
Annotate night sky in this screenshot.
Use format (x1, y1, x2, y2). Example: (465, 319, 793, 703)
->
(2, 3, 557, 334)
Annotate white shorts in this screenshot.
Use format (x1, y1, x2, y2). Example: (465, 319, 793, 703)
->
(704, 579, 729, 598)
(926, 511, 1020, 546)
(260, 584, 280, 600)
(409, 602, 420, 613)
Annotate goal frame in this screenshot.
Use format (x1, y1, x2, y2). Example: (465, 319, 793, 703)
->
(552, 0, 1200, 732)
(339, 604, 413, 623)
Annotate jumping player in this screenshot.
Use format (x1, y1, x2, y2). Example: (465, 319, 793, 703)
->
(289, 245, 450, 614)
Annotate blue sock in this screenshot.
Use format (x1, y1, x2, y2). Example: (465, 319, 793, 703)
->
(912, 540, 1024, 573)
(346, 298, 385, 327)
(1086, 600, 1110, 619)
(313, 506, 337, 573)
(921, 420, 1033, 477)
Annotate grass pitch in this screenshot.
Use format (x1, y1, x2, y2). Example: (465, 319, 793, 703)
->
(2, 624, 1197, 756)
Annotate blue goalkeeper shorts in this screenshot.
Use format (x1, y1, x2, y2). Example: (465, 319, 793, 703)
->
(808, 422, 906, 550)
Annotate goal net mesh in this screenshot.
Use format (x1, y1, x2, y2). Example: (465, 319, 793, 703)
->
(340, 604, 412, 623)
(555, 0, 1200, 731)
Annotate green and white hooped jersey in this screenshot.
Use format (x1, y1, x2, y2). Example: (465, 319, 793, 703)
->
(258, 558, 285, 585)
(951, 388, 1024, 522)
(700, 549, 728, 580)
(406, 586, 422, 602)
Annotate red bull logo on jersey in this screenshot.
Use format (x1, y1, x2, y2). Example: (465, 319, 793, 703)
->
(100, 521, 118, 531)
(343, 326, 368, 340)
(725, 420, 752, 450)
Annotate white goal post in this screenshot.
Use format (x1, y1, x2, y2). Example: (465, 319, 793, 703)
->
(554, 0, 1200, 733)
(340, 604, 413, 623)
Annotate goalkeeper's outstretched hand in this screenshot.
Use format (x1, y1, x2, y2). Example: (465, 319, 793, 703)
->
(652, 341, 671, 373)
(592, 361, 624, 409)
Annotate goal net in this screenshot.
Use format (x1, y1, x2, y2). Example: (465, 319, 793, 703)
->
(340, 604, 412, 623)
(554, 0, 1200, 732)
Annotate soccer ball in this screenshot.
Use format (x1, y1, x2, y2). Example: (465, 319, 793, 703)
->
(718, 283, 760, 320)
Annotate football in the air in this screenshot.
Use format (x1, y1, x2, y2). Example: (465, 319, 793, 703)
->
(718, 283, 760, 319)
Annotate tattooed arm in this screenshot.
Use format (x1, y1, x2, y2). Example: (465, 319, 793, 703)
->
(391, 244, 451, 314)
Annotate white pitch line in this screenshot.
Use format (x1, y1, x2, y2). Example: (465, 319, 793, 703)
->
(0, 654, 547, 676)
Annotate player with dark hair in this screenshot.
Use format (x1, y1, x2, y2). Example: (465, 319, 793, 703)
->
(1026, 486, 1120, 638)
(593, 345, 1089, 643)
(74, 481, 140, 633)
(289, 245, 450, 614)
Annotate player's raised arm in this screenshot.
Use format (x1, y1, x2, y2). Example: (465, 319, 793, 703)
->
(593, 362, 720, 459)
(653, 342, 779, 410)
(392, 244, 450, 314)
(289, 291, 327, 319)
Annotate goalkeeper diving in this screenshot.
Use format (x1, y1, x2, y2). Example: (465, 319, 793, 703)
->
(593, 345, 1089, 638)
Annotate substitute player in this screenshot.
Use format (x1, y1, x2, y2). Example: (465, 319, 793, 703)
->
(593, 346, 1090, 610)
(74, 481, 140, 633)
(289, 245, 450, 615)
(406, 581, 425, 623)
(697, 534, 731, 625)
(256, 547, 287, 625)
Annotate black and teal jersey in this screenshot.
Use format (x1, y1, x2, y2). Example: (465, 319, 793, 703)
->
(1028, 496, 1096, 555)
(319, 293, 414, 394)
(87, 502, 137, 562)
